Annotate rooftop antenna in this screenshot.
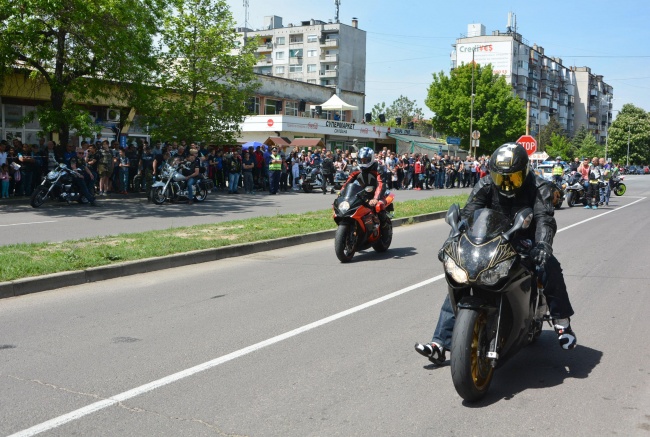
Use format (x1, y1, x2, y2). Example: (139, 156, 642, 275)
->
(335, 0, 341, 23)
(243, 0, 250, 30)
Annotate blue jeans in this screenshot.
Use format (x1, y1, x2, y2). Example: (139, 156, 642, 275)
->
(187, 177, 196, 199)
(600, 184, 611, 204)
(120, 168, 129, 192)
(432, 255, 573, 350)
(228, 172, 240, 193)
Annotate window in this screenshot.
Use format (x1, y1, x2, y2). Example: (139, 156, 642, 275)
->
(307, 34, 318, 43)
(289, 49, 303, 58)
(265, 99, 282, 115)
(248, 97, 260, 115)
(275, 66, 285, 74)
(276, 36, 285, 45)
(289, 65, 303, 73)
(307, 64, 317, 73)
(275, 51, 285, 60)
(307, 49, 317, 58)
(285, 101, 298, 116)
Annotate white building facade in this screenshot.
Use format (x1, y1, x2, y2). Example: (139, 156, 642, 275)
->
(237, 16, 366, 94)
(451, 23, 613, 142)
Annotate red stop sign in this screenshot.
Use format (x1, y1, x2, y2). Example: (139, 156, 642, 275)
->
(517, 135, 537, 156)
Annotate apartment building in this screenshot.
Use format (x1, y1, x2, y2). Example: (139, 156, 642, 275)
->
(451, 21, 613, 142)
(237, 16, 366, 94)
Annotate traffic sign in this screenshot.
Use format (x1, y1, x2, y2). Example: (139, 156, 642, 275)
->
(446, 136, 461, 145)
(517, 135, 537, 156)
(472, 130, 480, 140)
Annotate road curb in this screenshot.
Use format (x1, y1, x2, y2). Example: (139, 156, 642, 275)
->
(0, 211, 446, 299)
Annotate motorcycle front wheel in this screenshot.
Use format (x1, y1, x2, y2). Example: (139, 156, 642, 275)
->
(565, 191, 575, 207)
(302, 183, 313, 193)
(334, 223, 356, 263)
(451, 309, 495, 402)
(152, 187, 167, 205)
(614, 183, 626, 196)
(30, 186, 48, 208)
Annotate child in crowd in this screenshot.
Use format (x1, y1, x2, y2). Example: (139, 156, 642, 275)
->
(0, 163, 10, 198)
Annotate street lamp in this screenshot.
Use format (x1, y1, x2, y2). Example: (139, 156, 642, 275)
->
(604, 97, 614, 161)
(627, 125, 630, 167)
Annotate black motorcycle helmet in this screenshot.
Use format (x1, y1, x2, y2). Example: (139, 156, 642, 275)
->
(357, 147, 378, 173)
(489, 143, 530, 197)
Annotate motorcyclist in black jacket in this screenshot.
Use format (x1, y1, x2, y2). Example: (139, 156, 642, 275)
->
(341, 147, 389, 229)
(415, 143, 576, 365)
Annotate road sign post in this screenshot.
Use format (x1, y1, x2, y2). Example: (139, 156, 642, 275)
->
(516, 135, 537, 156)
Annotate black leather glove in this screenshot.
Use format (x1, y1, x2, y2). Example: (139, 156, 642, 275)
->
(530, 241, 553, 266)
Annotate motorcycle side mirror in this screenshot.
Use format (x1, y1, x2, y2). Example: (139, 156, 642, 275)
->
(503, 207, 533, 241)
(445, 204, 461, 237)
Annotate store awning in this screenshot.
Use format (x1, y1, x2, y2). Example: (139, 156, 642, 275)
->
(291, 138, 325, 148)
(389, 133, 456, 156)
(264, 137, 292, 148)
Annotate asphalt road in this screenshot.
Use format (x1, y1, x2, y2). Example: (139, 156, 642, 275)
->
(1, 176, 649, 436)
(0, 186, 473, 246)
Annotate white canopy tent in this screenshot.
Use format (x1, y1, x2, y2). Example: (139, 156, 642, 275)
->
(309, 94, 359, 119)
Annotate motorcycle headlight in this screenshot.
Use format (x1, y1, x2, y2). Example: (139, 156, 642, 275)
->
(478, 258, 515, 286)
(47, 171, 58, 180)
(444, 256, 468, 284)
(338, 201, 350, 214)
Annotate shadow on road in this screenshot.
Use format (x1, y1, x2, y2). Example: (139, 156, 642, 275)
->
(462, 332, 603, 407)
(350, 246, 418, 262)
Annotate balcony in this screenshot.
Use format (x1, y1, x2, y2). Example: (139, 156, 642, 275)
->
(289, 56, 303, 65)
(289, 38, 304, 45)
(320, 38, 339, 48)
(320, 53, 339, 63)
(257, 42, 273, 52)
(255, 56, 273, 66)
(320, 69, 338, 77)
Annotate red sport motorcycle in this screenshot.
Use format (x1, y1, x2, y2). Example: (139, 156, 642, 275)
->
(332, 180, 394, 262)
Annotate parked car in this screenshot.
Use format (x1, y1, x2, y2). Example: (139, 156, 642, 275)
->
(534, 164, 557, 181)
(644, 166, 650, 175)
(626, 165, 637, 175)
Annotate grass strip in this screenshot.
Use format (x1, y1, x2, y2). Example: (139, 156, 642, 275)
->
(0, 195, 467, 282)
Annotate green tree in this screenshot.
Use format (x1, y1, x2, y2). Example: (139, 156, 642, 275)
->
(546, 133, 574, 161)
(571, 125, 588, 150)
(606, 104, 650, 165)
(579, 133, 605, 160)
(538, 116, 564, 151)
(370, 102, 388, 125)
(0, 0, 165, 146)
(386, 95, 425, 125)
(425, 63, 526, 154)
(146, 0, 258, 144)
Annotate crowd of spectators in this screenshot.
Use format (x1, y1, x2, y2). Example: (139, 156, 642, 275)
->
(0, 137, 496, 201)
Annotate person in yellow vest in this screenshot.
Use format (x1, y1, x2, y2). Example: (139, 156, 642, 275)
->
(268, 147, 282, 195)
(552, 156, 564, 184)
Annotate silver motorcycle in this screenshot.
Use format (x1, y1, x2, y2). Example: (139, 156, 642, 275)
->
(150, 162, 210, 205)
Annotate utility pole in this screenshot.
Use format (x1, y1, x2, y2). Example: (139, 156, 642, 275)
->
(470, 49, 475, 157)
(627, 125, 630, 167)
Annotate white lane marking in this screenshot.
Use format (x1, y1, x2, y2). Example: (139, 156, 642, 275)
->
(0, 220, 57, 227)
(9, 198, 645, 437)
(557, 197, 645, 234)
(9, 275, 444, 437)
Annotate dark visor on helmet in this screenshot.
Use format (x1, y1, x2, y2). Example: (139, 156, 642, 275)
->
(360, 156, 372, 164)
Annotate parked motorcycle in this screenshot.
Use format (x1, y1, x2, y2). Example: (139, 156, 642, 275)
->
(150, 162, 212, 205)
(333, 170, 349, 190)
(564, 171, 588, 207)
(332, 180, 394, 262)
(610, 174, 626, 196)
(550, 178, 566, 209)
(30, 163, 91, 208)
(440, 204, 550, 401)
(299, 163, 324, 193)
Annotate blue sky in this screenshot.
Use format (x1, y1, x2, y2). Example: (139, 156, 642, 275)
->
(226, 0, 650, 119)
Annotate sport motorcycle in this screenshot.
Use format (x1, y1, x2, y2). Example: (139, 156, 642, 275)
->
(332, 180, 394, 262)
(299, 163, 325, 193)
(439, 204, 550, 401)
(610, 174, 626, 196)
(564, 171, 588, 207)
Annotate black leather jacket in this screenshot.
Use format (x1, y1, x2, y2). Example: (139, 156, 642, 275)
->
(460, 172, 557, 246)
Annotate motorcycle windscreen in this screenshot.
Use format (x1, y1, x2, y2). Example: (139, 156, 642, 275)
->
(338, 180, 364, 202)
(464, 208, 511, 244)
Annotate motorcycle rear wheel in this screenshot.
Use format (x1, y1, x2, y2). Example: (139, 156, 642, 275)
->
(451, 309, 495, 402)
(152, 187, 167, 205)
(30, 186, 48, 208)
(302, 183, 313, 193)
(334, 224, 356, 263)
(614, 183, 626, 196)
(372, 221, 392, 252)
(194, 186, 208, 202)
